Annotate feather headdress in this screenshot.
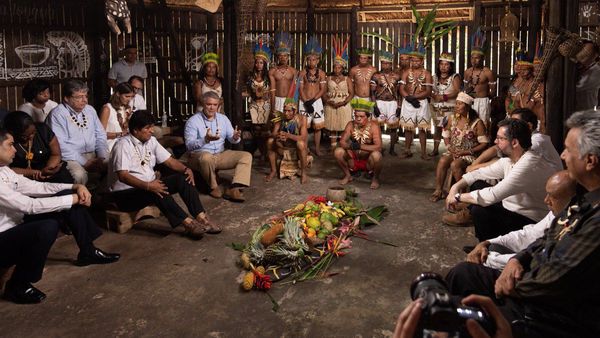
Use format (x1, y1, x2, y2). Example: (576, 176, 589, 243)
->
(379, 50, 394, 63)
(253, 38, 272, 64)
(351, 98, 376, 113)
(410, 5, 457, 58)
(275, 31, 293, 55)
(398, 34, 412, 56)
(515, 46, 534, 66)
(201, 52, 219, 67)
(471, 27, 487, 55)
(332, 36, 350, 68)
(303, 36, 323, 57)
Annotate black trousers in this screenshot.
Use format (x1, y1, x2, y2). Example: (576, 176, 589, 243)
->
(112, 173, 204, 227)
(0, 219, 60, 284)
(445, 262, 589, 338)
(469, 180, 535, 241)
(28, 190, 102, 255)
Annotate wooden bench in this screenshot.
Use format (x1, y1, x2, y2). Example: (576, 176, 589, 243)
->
(105, 206, 162, 233)
(279, 147, 313, 180)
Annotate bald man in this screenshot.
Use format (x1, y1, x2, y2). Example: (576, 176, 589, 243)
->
(464, 170, 577, 270)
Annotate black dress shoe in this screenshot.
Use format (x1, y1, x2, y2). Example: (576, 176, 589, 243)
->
(3, 281, 46, 304)
(462, 245, 476, 254)
(75, 248, 121, 266)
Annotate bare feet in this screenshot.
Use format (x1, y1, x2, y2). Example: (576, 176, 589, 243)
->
(428, 150, 439, 157)
(315, 148, 325, 157)
(370, 178, 380, 189)
(429, 189, 445, 202)
(339, 175, 353, 185)
(420, 153, 431, 161)
(300, 172, 308, 184)
(265, 172, 276, 182)
(389, 148, 397, 156)
(399, 151, 413, 159)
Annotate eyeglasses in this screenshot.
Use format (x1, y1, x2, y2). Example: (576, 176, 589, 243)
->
(70, 94, 88, 101)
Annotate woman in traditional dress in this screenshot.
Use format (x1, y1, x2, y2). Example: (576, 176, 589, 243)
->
(324, 36, 353, 150)
(99, 82, 135, 152)
(430, 53, 460, 156)
(246, 40, 272, 159)
(430, 92, 488, 202)
(4, 111, 73, 183)
(193, 52, 223, 111)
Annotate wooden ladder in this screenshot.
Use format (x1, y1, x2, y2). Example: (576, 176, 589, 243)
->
(135, 0, 195, 125)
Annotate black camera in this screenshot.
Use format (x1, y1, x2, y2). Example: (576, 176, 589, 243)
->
(410, 272, 495, 337)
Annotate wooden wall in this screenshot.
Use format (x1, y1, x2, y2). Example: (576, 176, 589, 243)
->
(0, 1, 597, 125)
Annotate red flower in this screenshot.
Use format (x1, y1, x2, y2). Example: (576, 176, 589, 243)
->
(308, 195, 327, 204)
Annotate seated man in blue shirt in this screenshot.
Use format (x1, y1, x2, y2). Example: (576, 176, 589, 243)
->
(184, 92, 252, 202)
(48, 79, 108, 185)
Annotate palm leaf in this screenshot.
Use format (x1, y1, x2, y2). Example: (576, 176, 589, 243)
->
(360, 32, 396, 48)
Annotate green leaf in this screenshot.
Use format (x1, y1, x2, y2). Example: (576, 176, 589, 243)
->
(227, 242, 246, 251)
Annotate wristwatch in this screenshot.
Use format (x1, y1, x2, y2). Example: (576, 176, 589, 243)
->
(454, 193, 461, 203)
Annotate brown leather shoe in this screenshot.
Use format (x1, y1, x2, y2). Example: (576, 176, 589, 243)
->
(183, 220, 206, 239)
(442, 209, 473, 227)
(209, 188, 223, 199)
(224, 188, 245, 202)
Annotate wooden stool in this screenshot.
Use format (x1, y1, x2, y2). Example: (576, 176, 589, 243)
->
(106, 206, 162, 233)
(279, 147, 313, 180)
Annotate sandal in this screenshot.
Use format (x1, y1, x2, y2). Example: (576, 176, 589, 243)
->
(198, 216, 222, 234)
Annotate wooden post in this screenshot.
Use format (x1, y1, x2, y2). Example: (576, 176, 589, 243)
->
(222, 0, 239, 124)
(545, 0, 578, 152)
(88, 0, 110, 108)
(350, 6, 358, 67)
(307, 0, 315, 37)
(528, 0, 542, 56)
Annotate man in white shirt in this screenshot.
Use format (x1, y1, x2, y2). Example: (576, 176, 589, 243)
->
(127, 75, 147, 112)
(465, 170, 577, 269)
(0, 129, 119, 304)
(110, 110, 220, 239)
(467, 108, 563, 173)
(445, 119, 558, 240)
(108, 44, 148, 88)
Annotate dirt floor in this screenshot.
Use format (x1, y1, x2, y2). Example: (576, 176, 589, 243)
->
(0, 139, 476, 337)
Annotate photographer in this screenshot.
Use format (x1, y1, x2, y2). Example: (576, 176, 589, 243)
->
(393, 295, 512, 338)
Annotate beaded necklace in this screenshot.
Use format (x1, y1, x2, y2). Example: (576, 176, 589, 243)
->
(306, 68, 319, 84)
(65, 104, 88, 129)
(201, 112, 220, 135)
(130, 136, 151, 166)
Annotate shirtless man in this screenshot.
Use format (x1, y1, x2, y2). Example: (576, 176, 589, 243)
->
(506, 51, 545, 132)
(334, 98, 383, 189)
(399, 53, 433, 160)
(395, 40, 412, 78)
(269, 32, 297, 115)
(265, 99, 309, 184)
(370, 51, 401, 155)
(349, 48, 377, 101)
(298, 38, 327, 156)
(463, 49, 497, 130)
